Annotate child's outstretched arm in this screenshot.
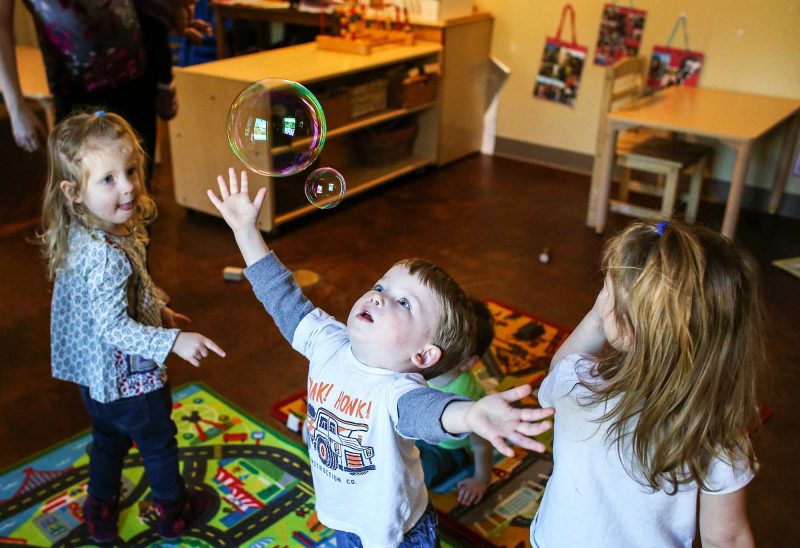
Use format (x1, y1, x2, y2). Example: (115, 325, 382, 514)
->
(699, 487, 754, 547)
(207, 167, 270, 266)
(550, 281, 610, 371)
(441, 384, 554, 457)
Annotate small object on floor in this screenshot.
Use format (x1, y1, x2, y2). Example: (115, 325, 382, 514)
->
(223, 266, 244, 281)
(294, 269, 321, 287)
(539, 247, 551, 264)
(286, 410, 302, 432)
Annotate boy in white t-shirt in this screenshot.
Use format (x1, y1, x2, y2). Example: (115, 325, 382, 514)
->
(208, 169, 555, 547)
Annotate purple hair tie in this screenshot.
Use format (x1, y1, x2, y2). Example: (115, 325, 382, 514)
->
(657, 221, 669, 236)
(95, 110, 105, 117)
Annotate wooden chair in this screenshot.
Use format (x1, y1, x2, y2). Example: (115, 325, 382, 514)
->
(592, 56, 712, 231)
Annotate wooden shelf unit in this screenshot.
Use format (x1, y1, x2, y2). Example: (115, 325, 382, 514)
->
(169, 41, 442, 233)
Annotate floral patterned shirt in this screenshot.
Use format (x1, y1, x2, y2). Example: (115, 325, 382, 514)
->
(50, 222, 178, 403)
(22, 0, 145, 95)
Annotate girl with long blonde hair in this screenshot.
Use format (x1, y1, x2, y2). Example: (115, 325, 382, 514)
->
(531, 220, 764, 547)
(40, 109, 225, 542)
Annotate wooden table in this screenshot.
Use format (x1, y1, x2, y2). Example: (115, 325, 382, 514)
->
(9, 46, 55, 131)
(588, 86, 800, 239)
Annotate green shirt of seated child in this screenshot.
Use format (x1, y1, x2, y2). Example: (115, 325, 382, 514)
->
(417, 298, 495, 506)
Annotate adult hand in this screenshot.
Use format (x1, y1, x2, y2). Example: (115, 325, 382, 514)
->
(9, 102, 45, 152)
(173, 0, 212, 44)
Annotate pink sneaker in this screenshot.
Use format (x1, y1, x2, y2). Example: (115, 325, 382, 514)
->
(156, 487, 215, 540)
(83, 494, 119, 543)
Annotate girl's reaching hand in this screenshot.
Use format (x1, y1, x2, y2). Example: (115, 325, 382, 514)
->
(207, 168, 267, 234)
(172, 332, 226, 367)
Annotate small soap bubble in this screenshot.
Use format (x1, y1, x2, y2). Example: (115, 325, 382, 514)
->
(304, 167, 346, 209)
(227, 78, 326, 177)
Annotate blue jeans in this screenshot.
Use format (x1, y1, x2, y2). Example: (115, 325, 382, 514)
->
(334, 503, 439, 547)
(79, 384, 183, 503)
(415, 440, 471, 488)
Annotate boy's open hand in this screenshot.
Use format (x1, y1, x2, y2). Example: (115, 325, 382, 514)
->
(207, 168, 267, 233)
(464, 384, 554, 457)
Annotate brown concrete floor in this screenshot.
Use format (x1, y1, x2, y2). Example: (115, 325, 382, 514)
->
(1, 140, 798, 544)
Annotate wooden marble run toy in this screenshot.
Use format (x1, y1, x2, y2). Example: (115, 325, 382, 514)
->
(316, 0, 414, 55)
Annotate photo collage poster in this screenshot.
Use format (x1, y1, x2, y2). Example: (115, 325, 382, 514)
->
(594, 3, 647, 66)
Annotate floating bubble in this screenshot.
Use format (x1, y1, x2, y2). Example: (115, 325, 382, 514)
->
(305, 167, 346, 209)
(227, 78, 326, 177)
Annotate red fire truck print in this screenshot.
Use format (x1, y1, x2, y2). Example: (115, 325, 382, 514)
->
(307, 405, 376, 475)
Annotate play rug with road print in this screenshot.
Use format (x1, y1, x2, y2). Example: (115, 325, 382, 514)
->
(0, 383, 334, 547)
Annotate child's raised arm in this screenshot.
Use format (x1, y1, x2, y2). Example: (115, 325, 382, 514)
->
(550, 281, 610, 371)
(699, 487, 754, 548)
(441, 384, 554, 457)
(207, 168, 270, 266)
(208, 167, 315, 346)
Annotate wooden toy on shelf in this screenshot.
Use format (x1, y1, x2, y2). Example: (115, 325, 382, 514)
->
(316, 0, 414, 55)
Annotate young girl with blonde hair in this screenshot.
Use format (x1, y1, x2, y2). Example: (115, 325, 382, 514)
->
(532, 220, 764, 547)
(39, 109, 225, 542)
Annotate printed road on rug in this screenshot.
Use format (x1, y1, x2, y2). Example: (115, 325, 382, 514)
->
(0, 383, 335, 547)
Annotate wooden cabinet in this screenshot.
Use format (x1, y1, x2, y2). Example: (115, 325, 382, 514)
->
(414, 13, 494, 165)
(169, 41, 442, 233)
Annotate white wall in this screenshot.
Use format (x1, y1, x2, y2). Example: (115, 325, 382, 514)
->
(476, 0, 800, 194)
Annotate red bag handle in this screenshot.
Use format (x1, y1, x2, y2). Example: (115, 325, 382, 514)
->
(555, 4, 578, 45)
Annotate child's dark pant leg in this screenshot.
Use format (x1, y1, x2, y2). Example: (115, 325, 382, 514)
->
(125, 385, 183, 503)
(334, 503, 439, 548)
(80, 387, 133, 501)
(400, 503, 439, 548)
(80, 385, 183, 503)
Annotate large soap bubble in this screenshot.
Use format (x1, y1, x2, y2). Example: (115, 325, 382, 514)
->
(227, 78, 326, 177)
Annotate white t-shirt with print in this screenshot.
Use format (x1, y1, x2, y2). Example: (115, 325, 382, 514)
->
(531, 354, 755, 548)
(292, 308, 429, 548)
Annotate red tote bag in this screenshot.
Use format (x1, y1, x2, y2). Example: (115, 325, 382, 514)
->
(533, 4, 588, 107)
(646, 14, 704, 92)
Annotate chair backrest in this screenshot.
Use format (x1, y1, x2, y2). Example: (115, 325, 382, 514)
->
(591, 56, 648, 183)
(601, 56, 647, 114)
(595, 56, 648, 144)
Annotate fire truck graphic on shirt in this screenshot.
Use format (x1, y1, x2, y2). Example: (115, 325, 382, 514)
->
(307, 404, 376, 475)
